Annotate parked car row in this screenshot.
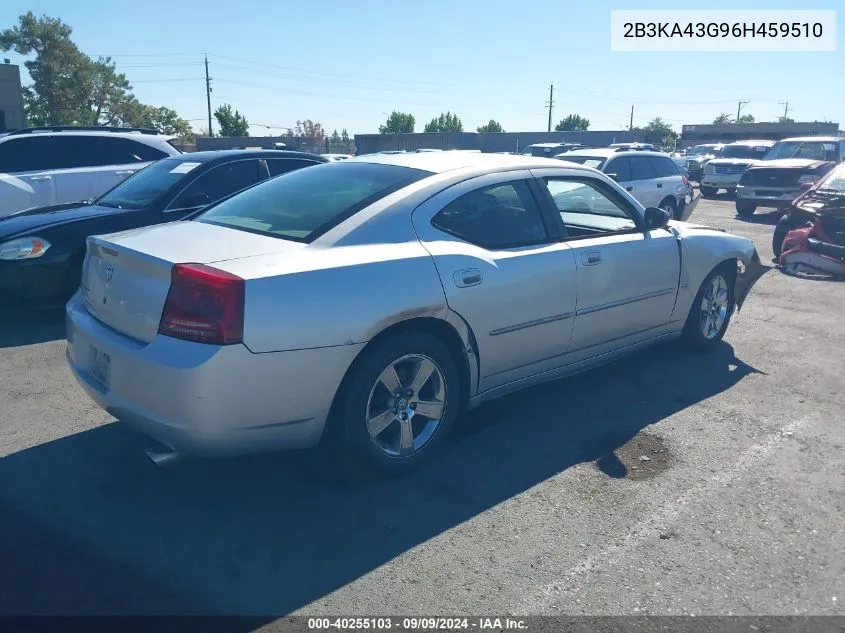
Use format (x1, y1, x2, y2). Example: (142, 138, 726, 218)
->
(60, 150, 768, 474)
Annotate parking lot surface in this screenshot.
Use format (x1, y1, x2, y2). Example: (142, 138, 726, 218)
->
(1, 194, 843, 620)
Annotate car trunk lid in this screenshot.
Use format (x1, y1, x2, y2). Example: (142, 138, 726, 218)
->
(81, 221, 305, 343)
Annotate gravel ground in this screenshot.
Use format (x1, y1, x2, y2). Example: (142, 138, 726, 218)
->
(0, 193, 843, 622)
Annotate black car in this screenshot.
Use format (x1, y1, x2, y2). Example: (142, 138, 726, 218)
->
(0, 150, 327, 307)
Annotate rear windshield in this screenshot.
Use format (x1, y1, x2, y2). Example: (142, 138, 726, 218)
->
(720, 145, 772, 159)
(196, 162, 430, 242)
(97, 157, 204, 209)
(554, 155, 607, 170)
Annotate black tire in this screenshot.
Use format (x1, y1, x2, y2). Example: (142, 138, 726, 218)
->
(682, 264, 736, 352)
(330, 331, 462, 476)
(700, 186, 718, 199)
(736, 200, 756, 218)
(659, 198, 678, 220)
(772, 213, 807, 259)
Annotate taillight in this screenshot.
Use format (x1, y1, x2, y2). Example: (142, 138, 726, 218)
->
(158, 263, 245, 345)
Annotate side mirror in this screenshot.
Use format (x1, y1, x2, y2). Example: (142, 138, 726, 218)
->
(178, 192, 212, 209)
(606, 173, 620, 182)
(644, 206, 671, 230)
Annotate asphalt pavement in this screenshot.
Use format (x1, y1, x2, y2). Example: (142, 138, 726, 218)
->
(1, 193, 843, 623)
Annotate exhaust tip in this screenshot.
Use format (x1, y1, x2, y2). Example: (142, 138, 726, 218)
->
(145, 446, 183, 466)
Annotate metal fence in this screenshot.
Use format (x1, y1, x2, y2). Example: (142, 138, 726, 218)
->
(195, 135, 353, 155)
(353, 130, 648, 155)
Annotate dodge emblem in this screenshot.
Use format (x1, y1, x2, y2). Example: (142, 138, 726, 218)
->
(104, 265, 114, 282)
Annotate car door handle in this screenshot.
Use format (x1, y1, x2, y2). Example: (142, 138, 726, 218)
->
(454, 268, 482, 288)
(656, 182, 663, 188)
(626, 186, 634, 192)
(114, 170, 135, 175)
(29, 175, 52, 182)
(581, 251, 602, 266)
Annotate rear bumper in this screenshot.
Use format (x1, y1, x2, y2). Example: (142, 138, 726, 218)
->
(65, 292, 365, 456)
(736, 184, 801, 208)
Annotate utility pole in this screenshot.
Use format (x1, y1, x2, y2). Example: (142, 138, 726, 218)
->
(629, 105, 634, 131)
(205, 54, 213, 136)
(546, 84, 554, 132)
(736, 100, 749, 123)
(779, 101, 789, 121)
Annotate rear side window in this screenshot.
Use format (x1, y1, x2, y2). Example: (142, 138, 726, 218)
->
(50, 136, 170, 168)
(649, 157, 680, 178)
(629, 156, 656, 180)
(431, 180, 549, 249)
(839, 142, 845, 162)
(198, 162, 429, 242)
(266, 158, 321, 177)
(604, 156, 632, 182)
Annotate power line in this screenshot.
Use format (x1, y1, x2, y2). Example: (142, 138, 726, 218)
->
(131, 77, 204, 83)
(737, 100, 750, 121)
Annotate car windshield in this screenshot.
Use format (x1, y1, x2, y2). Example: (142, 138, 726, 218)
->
(554, 155, 607, 170)
(817, 164, 845, 193)
(764, 141, 838, 161)
(688, 145, 719, 156)
(97, 158, 204, 210)
(197, 162, 429, 242)
(720, 145, 771, 159)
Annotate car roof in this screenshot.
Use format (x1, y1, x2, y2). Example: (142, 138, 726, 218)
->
(0, 129, 177, 148)
(779, 136, 841, 143)
(350, 151, 589, 174)
(556, 148, 670, 159)
(160, 149, 327, 163)
(525, 142, 573, 148)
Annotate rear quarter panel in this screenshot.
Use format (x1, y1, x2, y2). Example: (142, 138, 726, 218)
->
(217, 242, 450, 353)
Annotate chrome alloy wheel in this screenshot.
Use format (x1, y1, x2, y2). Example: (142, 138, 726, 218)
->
(365, 354, 447, 457)
(699, 274, 730, 340)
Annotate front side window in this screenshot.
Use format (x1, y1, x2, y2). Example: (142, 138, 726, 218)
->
(172, 159, 262, 209)
(198, 162, 429, 242)
(49, 136, 168, 169)
(0, 137, 56, 172)
(543, 178, 638, 235)
(432, 180, 549, 249)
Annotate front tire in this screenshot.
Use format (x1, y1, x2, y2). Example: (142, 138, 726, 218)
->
(331, 331, 462, 476)
(772, 213, 807, 259)
(700, 186, 718, 199)
(682, 265, 735, 352)
(736, 200, 756, 218)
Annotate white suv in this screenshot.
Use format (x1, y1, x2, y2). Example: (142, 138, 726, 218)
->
(554, 147, 692, 219)
(0, 126, 181, 217)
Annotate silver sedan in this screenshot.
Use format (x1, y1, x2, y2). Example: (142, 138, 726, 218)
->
(65, 152, 769, 474)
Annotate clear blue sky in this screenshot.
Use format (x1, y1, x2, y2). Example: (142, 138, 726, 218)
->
(1, 0, 841, 136)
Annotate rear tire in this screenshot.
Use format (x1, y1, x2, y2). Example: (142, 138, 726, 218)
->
(329, 331, 462, 476)
(682, 264, 735, 352)
(772, 213, 807, 259)
(700, 186, 718, 199)
(736, 200, 756, 218)
(659, 198, 678, 221)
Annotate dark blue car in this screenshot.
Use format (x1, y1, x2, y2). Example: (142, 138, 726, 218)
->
(0, 150, 327, 307)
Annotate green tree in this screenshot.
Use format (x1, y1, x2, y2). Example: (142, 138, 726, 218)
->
(634, 117, 677, 145)
(329, 129, 342, 144)
(736, 113, 755, 124)
(477, 119, 504, 133)
(214, 103, 249, 137)
(713, 113, 733, 124)
(778, 116, 795, 124)
(295, 119, 325, 141)
(341, 129, 350, 144)
(1, 12, 192, 133)
(554, 114, 590, 131)
(424, 111, 463, 133)
(379, 111, 415, 133)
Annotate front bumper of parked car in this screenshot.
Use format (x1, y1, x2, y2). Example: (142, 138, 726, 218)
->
(736, 184, 802, 208)
(0, 252, 75, 309)
(701, 173, 742, 190)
